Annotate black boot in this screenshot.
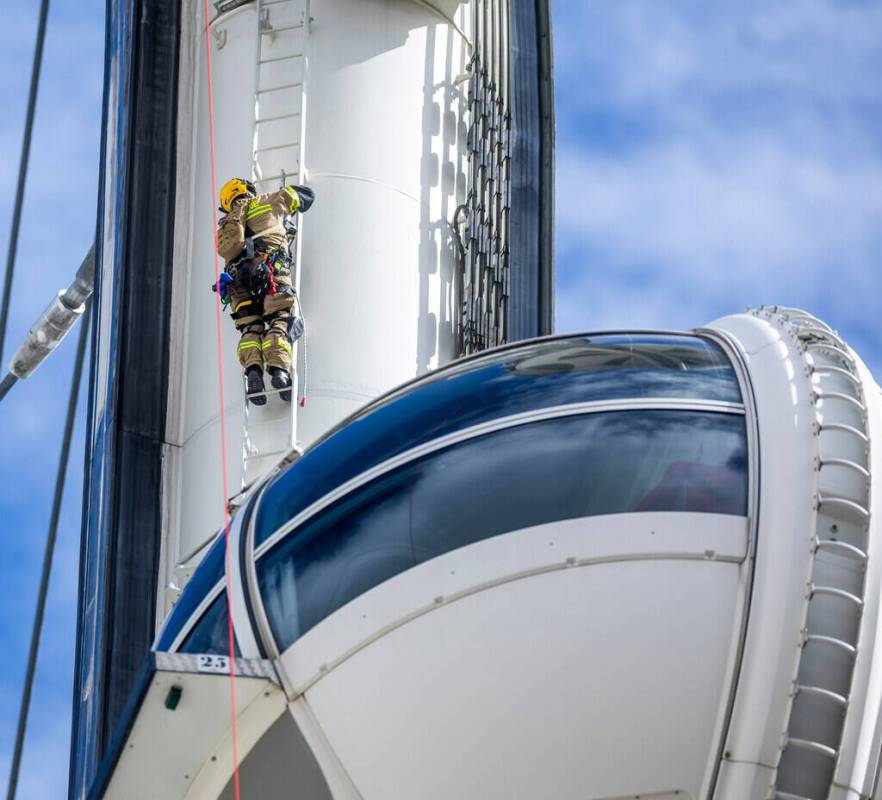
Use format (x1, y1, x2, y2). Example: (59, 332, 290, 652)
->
(268, 366, 292, 402)
(245, 365, 267, 406)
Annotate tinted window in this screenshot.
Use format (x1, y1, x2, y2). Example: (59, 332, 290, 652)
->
(154, 533, 225, 651)
(257, 410, 748, 651)
(256, 335, 741, 545)
(178, 590, 241, 657)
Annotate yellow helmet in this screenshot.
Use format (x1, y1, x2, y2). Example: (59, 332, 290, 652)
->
(219, 178, 256, 212)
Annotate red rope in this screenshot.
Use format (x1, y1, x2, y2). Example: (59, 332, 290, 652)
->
(201, 3, 241, 798)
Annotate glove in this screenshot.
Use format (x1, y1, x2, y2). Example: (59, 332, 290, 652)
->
(212, 272, 234, 309)
(287, 184, 315, 213)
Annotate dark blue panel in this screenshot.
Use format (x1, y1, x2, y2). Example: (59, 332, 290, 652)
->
(509, 0, 554, 338)
(257, 410, 748, 651)
(177, 592, 241, 657)
(153, 534, 225, 652)
(71, 0, 181, 794)
(255, 334, 742, 544)
(70, 0, 134, 794)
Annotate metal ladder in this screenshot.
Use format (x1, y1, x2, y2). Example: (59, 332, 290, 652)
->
(241, 0, 310, 488)
(763, 307, 873, 800)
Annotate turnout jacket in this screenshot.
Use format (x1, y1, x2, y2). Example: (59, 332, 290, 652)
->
(217, 184, 314, 265)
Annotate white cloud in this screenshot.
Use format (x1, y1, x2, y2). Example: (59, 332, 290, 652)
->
(552, 0, 882, 378)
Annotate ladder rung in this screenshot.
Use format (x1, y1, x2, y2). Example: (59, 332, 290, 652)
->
(262, 22, 305, 34)
(260, 52, 303, 64)
(779, 309, 835, 333)
(256, 111, 301, 124)
(818, 422, 869, 443)
(814, 389, 867, 411)
(810, 584, 864, 608)
(261, 0, 294, 6)
(804, 633, 857, 657)
(795, 684, 848, 708)
(814, 539, 868, 562)
(812, 364, 861, 384)
(254, 173, 296, 184)
(244, 448, 289, 461)
(255, 141, 300, 154)
(257, 81, 303, 93)
(245, 391, 294, 402)
(805, 341, 855, 364)
(784, 737, 838, 758)
(797, 325, 847, 348)
(819, 456, 870, 477)
(244, 384, 294, 399)
(818, 494, 870, 520)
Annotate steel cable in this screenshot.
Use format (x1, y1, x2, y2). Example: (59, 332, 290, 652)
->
(0, 0, 51, 364)
(5, 302, 91, 800)
(0, 373, 17, 402)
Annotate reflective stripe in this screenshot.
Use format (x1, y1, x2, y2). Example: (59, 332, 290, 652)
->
(246, 202, 272, 220)
(237, 341, 262, 352)
(262, 337, 292, 354)
(283, 186, 300, 213)
(234, 299, 253, 312)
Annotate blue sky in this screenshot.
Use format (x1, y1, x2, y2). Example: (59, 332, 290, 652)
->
(0, 1, 881, 797)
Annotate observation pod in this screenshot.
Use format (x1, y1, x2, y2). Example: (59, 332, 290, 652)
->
(90, 308, 882, 800)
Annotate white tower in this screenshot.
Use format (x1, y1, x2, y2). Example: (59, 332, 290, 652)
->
(71, 0, 554, 794)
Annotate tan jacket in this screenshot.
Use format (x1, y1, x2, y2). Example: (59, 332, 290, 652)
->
(217, 185, 314, 265)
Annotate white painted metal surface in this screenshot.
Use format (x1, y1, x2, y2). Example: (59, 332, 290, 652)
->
(162, 0, 471, 618)
(708, 308, 878, 799)
(103, 669, 283, 800)
(276, 512, 750, 799)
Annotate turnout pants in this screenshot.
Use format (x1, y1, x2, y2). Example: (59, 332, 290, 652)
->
(229, 265, 295, 373)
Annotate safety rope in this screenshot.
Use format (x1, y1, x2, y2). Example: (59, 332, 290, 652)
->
(201, 2, 241, 797)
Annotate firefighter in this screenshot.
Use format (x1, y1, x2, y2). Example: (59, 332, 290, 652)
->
(215, 178, 315, 405)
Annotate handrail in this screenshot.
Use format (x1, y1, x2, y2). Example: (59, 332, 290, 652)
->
(818, 457, 871, 478)
(767, 306, 872, 800)
(813, 390, 867, 412)
(804, 341, 856, 364)
(810, 584, 864, 608)
(817, 494, 871, 520)
(814, 539, 868, 562)
(796, 325, 848, 349)
(804, 634, 857, 657)
(784, 738, 838, 759)
(811, 364, 862, 385)
(796, 684, 849, 708)
(818, 422, 869, 443)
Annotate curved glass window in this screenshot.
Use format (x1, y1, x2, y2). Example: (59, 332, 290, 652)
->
(256, 334, 741, 545)
(257, 410, 748, 651)
(178, 590, 240, 657)
(154, 533, 226, 651)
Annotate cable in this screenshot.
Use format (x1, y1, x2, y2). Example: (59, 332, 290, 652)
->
(0, 373, 17, 402)
(201, 2, 241, 797)
(5, 302, 91, 800)
(0, 0, 51, 364)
